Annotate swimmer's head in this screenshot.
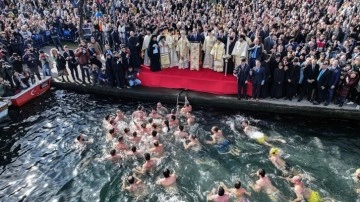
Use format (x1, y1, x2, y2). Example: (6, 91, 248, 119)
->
(218, 186, 225, 196)
(128, 176, 135, 184)
(118, 136, 124, 142)
(144, 152, 151, 161)
(212, 126, 219, 132)
(124, 128, 130, 133)
(153, 140, 159, 147)
(131, 146, 137, 152)
(356, 168, 360, 177)
(110, 119, 115, 125)
(152, 130, 157, 137)
(179, 125, 184, 131)
(164, 120, 170, 127)
(171, 109, 176, 114)
(116, 110, 121, 114)
(105, 115, 110, 121)
(185, 103, 190, 107)
(137, 105, 143, 110)
(234, 181, 241, 189)
(240, 120, 249, 127)
(269, 148, 279, 156)
(190, 134, 197, 139)
(157, 102, 162, 107)
(258, 169, 266, 177)
(141, 123, 146, 128)
(148, 118, 153, 123)
(291, 175, 302, 183)
(152, 123, 157, 129)
(110, 149, 116, 156)
(109, 128, 115, 134)
(163, 168, 170, 178)
(133, 132, 137, 137)
(171, 115, 176, 121)
(77, 135, 81, 141)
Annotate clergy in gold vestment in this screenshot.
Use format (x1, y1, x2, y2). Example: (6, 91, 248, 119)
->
(159, 36, 171, 69)
(168, 28, 178, 67)
(142, 29, 151, 66)
(231, 35, 249, 67)
(202, 31, 216, 69)
(210, 37, 225, 72)
(176, 30, 190, 69)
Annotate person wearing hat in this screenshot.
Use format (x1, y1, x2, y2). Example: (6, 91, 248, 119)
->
(148, 35, 161, 72)
(169, 27, 179, 67)
(176, 30, 190, 69)
(210, 36, 225, 72)
(290, 175, 322, 202)
(98, 67, 109, 86)
(141, 28, 152, 66)
(202, 30, 216, 69)
(271, 61, 285, 99)
(268, 148, 292, 175)
(49, 24, 64, 51)
(158, 35, 171, 69)
(232, 34, 249, 68)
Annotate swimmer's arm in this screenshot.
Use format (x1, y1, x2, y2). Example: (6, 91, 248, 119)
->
(155, 178, 163, 185)
(250, 182, 261, 192)
(121, 178, 127, 191)
(206, 136, 216, 144)
(183, 141, 192, 150)
(134, 176, 142, 184)
(292, 189, 305, 202)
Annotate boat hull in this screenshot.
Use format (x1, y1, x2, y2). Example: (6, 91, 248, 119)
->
(0, 101, 9, 121)
(10, 77, 51, 107)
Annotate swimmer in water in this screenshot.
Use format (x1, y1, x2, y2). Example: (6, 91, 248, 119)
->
(114, 136, 128, 151)
(126, 146, 143, 157)
(129, 132, 142, 143)
(134, 121, 149, 136)
(150, 130, 159, 141)
(220, 181, 252, 201)
(156, 102, 169, 116)
(169, 115, 179, 128)
(114, 109, 125, 123)
(268, 147, 292, 176)
(175, 125, 189, 139)
(240, 120, 286, 147)
(352, 168, 360, 194)
(156, 168, 177, 187)
(186, 111, 195, 125)
(180, 96, 192, 114)
(132, 153, 157, 174)
(122, 175, 143, 193)
(250, 169, 284, 201)
(149, 108, 163, 119)
(166, 108, 177, 120)
(106, 149, 122, 162)
(207, 186, 230, 202)
(107, 128, 117, 141)
(183, 134, 200, 150)
(103, 114, 111, 126)
(76, 134, 93, 145)
(162, 120, 171, 133)
(132, 105, 147, 120)
(123, 127, 132, 136)
(149, 140, 164, 156)
(206, 126, 240, 155)
(290, 175, 322, 202)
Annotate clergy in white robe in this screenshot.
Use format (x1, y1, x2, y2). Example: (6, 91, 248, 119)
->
(142, 30, 151, 66)
(169, 28, 179, 67)
(202, 31, 216, 69)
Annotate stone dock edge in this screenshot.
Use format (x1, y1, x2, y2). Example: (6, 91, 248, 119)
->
(51, 80, 360, 121)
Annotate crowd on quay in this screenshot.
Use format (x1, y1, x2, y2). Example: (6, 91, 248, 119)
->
(76, 100, 360, 201)
(0, 0, 360, 109)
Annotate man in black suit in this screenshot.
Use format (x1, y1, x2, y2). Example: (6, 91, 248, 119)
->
(263, 33, 276, 53)
(285, 58, 301, 101)
(63, 45, 80, 81)
(188, 28, 203, 43)
(251, 60, 265, 101)
(303, 59, 319, 102)
(234, 58, 250, 100)
(313, 61, 330, 105)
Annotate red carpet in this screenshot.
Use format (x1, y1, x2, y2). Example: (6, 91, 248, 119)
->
(138, 65, 252, 95)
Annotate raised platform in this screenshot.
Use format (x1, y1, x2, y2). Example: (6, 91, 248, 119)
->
(137, 65, 252, 95)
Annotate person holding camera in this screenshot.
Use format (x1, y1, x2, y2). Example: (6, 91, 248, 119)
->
(75, 44, 91, 84)
(0, 77, 14, 97)
(9, 53, 23, 73)
(50, 48, 69, 82)
(49, 24, 64, 51)
(39, 51, 52, 77)
(22, 49, 41, 81)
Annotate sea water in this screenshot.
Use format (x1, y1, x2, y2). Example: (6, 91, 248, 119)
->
(0, 90, 359, 202)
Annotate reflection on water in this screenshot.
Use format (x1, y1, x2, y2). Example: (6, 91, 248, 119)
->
(0, 90, 359, 201)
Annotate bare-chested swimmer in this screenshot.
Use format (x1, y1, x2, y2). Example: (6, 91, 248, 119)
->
(175, 125, 189, 139)
(156, 102, 169, 116)
(249, 169, 284, 201)
(122, 175, 143, 193)
(182, 134, 200, 150)
(106, 149, 122, 162)
(149, 140, 164, 157)
(180, 96, 192, 114)
(156, 168, 177, 187)
(207, 186, 230, 202)
(206, 126, 240, 155)
(220, 181, 251, 202)
(132, 153, 158, 175)
(76, 134, 93, 145)
(240, 120, 286, 146)
(114, 136, 128, 151)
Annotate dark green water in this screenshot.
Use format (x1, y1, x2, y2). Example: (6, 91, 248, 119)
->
(0, 90, 359, 202)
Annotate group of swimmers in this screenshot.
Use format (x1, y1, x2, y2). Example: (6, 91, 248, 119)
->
(75, 96, 359, 201)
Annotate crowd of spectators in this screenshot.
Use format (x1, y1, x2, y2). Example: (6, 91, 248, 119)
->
(0, 0, 359, 109)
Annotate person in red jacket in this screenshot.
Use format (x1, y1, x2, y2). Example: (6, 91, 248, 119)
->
(74, 43, 91, 84)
